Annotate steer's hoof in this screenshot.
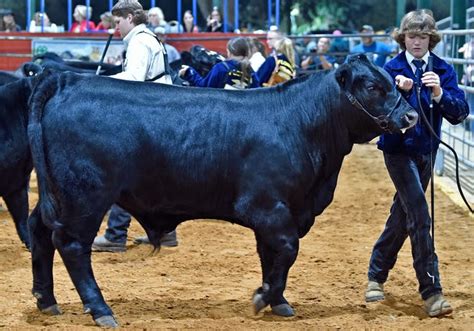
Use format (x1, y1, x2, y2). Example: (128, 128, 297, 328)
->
(95, 315, 119, 328)
(252, 294, 267, 314)
(271, 303, 295, 317)
(252, 283, 270, 314)
(41, 304, 63, 315)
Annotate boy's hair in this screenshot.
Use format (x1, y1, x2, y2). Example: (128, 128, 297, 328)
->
(393, 9, 441, 51)
(111, 0, 147, 25)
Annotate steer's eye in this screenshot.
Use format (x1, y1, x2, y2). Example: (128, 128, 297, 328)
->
(367, 85, 386, 96)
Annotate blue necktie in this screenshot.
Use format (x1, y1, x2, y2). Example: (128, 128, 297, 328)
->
(412, 59, 425, 86)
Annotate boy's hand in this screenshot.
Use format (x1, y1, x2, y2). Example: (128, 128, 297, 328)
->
(422, 71, 442, 97)
(395, 75, 414, 91)
(179, 65, 189, 77)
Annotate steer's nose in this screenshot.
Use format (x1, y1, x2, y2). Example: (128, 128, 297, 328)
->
(402, 110, 418, 129)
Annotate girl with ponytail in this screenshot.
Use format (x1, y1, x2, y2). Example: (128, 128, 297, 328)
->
(179, 37, 259, 89)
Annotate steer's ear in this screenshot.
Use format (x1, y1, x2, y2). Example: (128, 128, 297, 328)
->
(21, 62, 43, 77)
(335, 64, 352, 91)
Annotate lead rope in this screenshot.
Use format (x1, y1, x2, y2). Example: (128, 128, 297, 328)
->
(415, 60, 474, 284)
(427, 56, 436, 285)
(414, 87, 474, 215)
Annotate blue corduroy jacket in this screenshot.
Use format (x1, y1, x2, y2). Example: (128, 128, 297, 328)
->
(378, 51, 469, 155)
(184, 59, 259, 89)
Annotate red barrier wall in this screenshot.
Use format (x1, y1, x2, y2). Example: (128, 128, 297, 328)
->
(0, 32, 266, 71)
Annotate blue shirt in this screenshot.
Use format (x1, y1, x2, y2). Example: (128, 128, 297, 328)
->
(306, 54, 337, 70)
(184, 59, 259, 89)
(257, 54, 292, 86)
(378, 51, 469, 155)
(351, 41, 392, 67)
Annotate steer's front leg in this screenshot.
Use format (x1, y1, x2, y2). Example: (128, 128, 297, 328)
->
(251, 204, 299, 317)
(52, 229, 118, 327)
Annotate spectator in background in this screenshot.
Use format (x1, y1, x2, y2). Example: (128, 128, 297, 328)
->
(147, 7, 169, 34)
(206, 7, 232, 32)
(154, 26, 181, 63)
(29, 12, 58, 32)
(301, 37, 336, 70)
(167, 20, 183, 33)
(258, 37, 296, 87)
(183, 10, 199, 33)
(179, 36, 259, 89)
(70, 5, 96, 32)
(0, 9, 21, 32)
(249, 37, 266, 72)
(459, 39, 474, 131)
(329, 29, 349, 64)
(266, 29, 283, 54)
(459, 40, 474, 87)
(351, 24, 392, 67)
(96, 11, 115, 32)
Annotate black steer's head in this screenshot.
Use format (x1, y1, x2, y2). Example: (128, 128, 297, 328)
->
(186, 45, 226, 76)
(335, 54, 418, 143)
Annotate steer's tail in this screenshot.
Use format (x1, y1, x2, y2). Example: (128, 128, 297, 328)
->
(27, 70, 63, 231)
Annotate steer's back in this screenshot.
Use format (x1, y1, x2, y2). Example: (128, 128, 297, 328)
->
(33, 72, 314, 218)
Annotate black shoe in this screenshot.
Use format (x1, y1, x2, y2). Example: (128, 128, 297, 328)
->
(133, 231, 178, 247)
(161, 230, 178, 247)
(92, 235, 126, 253)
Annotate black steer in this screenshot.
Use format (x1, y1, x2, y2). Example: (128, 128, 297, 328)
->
(30, 52, 122, 76)
(0, 72, 31, 249)
(21, 53, 184, 85)
(181, 45, 225, 77)
(0, 71, 20, 85)
(6, 54, 416, 327)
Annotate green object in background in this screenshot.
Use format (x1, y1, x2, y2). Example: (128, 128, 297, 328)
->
(396, 0, 406, 27)
(417, 0, 432, 10)
(451, 0, 467, 83)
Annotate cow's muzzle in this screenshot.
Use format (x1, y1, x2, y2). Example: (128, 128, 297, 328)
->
(398, 109, 418, 134)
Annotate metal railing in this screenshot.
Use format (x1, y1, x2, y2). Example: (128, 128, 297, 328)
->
(435, 28, 474, 197)
(23, 0, 281, 33)
(436, 6, 474, 29)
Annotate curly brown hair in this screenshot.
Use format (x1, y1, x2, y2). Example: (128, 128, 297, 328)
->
(392, 9, 441, 51)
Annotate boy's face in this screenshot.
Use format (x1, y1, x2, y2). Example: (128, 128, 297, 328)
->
(114, 14, 134, 38)
(405, 33, 430, 58)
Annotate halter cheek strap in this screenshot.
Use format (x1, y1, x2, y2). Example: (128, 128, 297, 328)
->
(344, 91, 401, 131)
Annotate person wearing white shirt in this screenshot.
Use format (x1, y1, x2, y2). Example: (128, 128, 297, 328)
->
(110, 1, 171, 84)
(93, 0, 176, 253)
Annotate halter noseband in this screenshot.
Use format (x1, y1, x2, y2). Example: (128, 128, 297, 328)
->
(344, 91, 401, 131)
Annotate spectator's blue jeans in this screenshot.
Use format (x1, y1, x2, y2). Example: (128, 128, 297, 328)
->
(368, 152, 442, 300)
(104, 204, 131, 244)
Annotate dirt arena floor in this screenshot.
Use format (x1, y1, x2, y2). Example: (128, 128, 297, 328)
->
(0, 143, 472, 329)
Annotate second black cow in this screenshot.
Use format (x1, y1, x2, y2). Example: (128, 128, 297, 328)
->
(0, 71, 31, 248)
(3, 54, 417, 327)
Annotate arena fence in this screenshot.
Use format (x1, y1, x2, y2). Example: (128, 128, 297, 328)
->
(435, 29, 474, 197)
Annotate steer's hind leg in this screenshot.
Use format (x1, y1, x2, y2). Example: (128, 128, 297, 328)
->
(52, 226, 118, 328)
(4, 186, 30, 249)
(252, 211, 299, 317)
(29, 205, 61, 314)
